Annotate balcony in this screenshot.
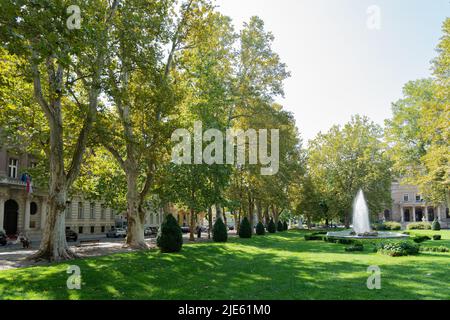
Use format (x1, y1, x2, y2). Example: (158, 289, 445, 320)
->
(0, 176, 27, 187)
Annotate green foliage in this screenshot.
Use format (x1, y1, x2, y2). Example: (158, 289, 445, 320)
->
(212, 218, 228, 243)
(238, 217, 252, 238)
(267, 219, 276, 233)
(407, 222, 432, 230)
(385, 18, 450, 203)
(307, 115, 392, 226)
(344, 244, 364, 252)
(283, 221, 288, 231)
(373, 222, 402, 231)
(277, 220, 284, 232)
(304, 234, 324, 241)
(431, 219, 441, 231)
(255, 222, 266, 236)
(157, 214, 183, 253)
(376, 241, 420, 257)
(433, 234, 442, 241)
(412, 235, 431, 243)
(420, 246, 449, 253)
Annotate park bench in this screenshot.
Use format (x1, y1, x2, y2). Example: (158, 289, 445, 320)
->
(77, 239, 100, 247)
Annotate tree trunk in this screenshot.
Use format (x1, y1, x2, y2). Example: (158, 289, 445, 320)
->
(189, 208, 195, 241)
(222, 209, 227, 227)
(256, 201, 263, 224)
(248, 195, 254, 234)
(345, 213, 350, 229)
(30, 118, 76, 261)
(124, 169, 147, 249)
(208, 207, 213, 239)
(264, 206, 270, 225)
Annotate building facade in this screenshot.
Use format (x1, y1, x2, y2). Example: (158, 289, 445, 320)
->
(0, 146, 116, 238)
(381, 181, 449, 229)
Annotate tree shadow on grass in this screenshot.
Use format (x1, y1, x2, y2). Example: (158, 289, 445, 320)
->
(0, 241, 449, 300)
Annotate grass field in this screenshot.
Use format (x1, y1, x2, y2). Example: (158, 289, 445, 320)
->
(0, 229, 449, 300)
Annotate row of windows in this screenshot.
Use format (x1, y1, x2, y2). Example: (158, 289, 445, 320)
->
(403, 193, 423, 203)
(65, 202, 113, 220)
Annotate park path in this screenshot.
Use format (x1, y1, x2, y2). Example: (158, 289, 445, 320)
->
(0, 232, 233, 271)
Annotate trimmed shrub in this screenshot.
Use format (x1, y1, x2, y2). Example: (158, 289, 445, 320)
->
(267, 219, 276, 233)
(372, 222, 401, 231)
(304, 234, 324, 241)
(157, 214, 183, 253)
(407, 222, 432, 230)
(283, 221, 288, 231)
(212, 218, 228, 242)
(412, 235, 431, 243)
(432, 234, 441, 241)
(345, 243, 364, 252)
(376, 241, 419, 257)
(385, 222, 402, 230)
(239, 217, 252, 238)
(420, 246, 449, 253)
(255, 222, 266, 236)
(324, 236, 338, 243)
(431, 219, 441, 231)
(277, 220, 284, 232)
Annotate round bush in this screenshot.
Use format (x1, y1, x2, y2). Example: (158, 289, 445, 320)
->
(432, 219, 441, 231)
(283, 221, 288, 231)
(277, 220, 284, 232)
(267, 219, 276, 233)
(157, 214, 183, 253)
(255, 222, 265, 235)
(239, 217, 252, 238)
(212, 218, 228, 242)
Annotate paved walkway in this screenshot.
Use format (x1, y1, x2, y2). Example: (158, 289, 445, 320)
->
(0, 232, 226, 271)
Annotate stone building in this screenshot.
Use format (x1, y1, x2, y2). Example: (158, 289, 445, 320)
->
(0, 145, 116, 238)
(381, 181, 449, 229)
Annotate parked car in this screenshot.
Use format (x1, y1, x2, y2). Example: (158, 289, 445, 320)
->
(65, 229, 78, 242)
(144, 226, 158, 237)
(106, 228, 127, 238)
(0, 230, 7, 246)
(181, 226, 190, 234)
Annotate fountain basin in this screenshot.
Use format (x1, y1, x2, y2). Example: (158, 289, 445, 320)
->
(326, 230, 409, 240)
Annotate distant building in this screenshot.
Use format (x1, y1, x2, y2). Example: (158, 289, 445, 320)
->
(381, 181, 449, 229)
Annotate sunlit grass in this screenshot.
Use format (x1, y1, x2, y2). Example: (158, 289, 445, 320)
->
(0, 229, 449, 300)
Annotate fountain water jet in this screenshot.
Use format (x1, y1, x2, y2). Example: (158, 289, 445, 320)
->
(352, 189, 372, 235)
(327, 189, 409, 240)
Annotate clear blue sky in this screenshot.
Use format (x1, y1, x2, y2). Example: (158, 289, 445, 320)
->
(216, 0, 449, 142)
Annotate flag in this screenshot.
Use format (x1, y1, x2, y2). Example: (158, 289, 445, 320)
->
(26, 175, 33, 194)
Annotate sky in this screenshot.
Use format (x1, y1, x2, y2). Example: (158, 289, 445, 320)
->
(215, 0, 449, 143)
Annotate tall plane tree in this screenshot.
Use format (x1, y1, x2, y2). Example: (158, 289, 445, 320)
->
(0, 0, 119, 260)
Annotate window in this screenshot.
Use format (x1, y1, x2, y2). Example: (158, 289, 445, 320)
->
(8, 158, 18, 178)
(403, 194, 409, 202)
(30, 202, 38, 215)
(90, 203, 95, 219)
(101, 205, 106, 220)
(78, 226, 83, 234)
(66, 227, 70, 230)
(101, 226, 105, 233)
(65, 202, 72, 220)
(415, 194, 422, 202)
(446, 208, 450, 219)
(90, 226, 95, 234)
(78, 202, 84, 219)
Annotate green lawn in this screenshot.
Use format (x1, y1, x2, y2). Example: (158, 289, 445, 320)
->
(0, 229, 449, 300)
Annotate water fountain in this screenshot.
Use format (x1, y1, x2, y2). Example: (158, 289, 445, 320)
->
(327, 189, 409, 239)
